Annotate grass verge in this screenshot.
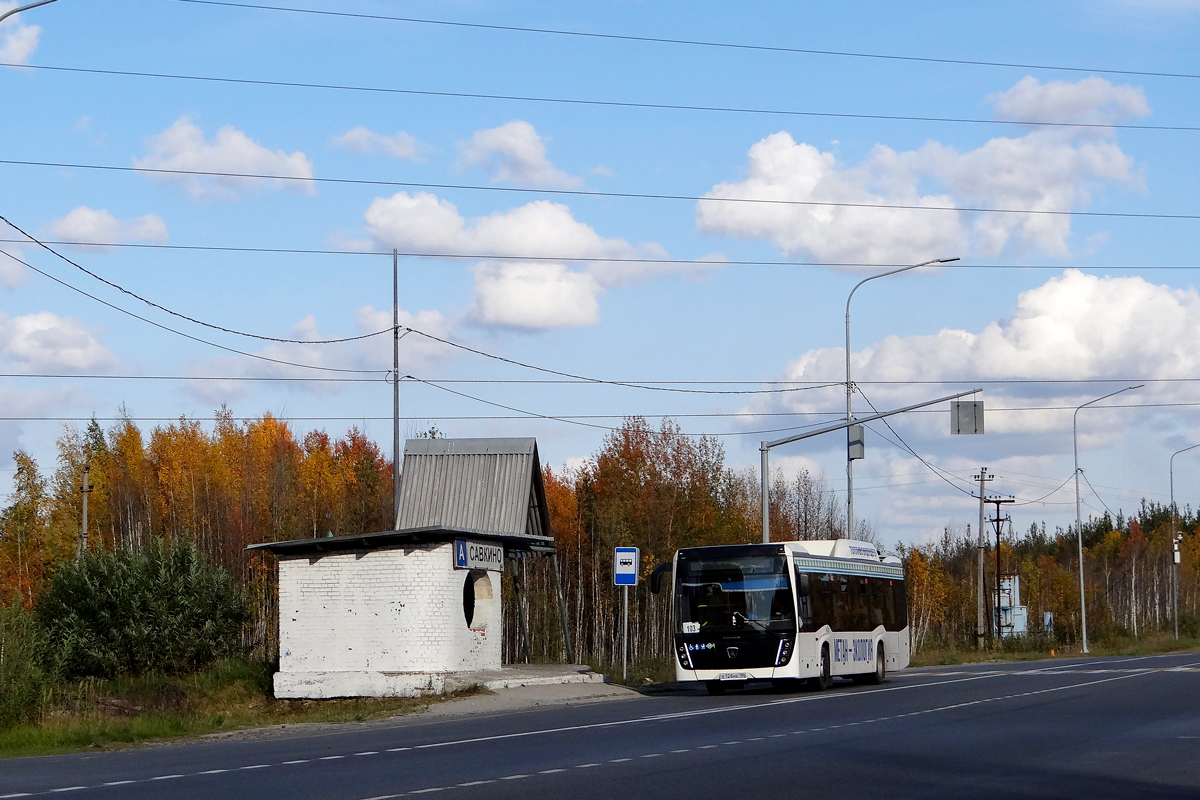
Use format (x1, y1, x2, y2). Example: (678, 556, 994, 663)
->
(0, 659, 482, 760)
(911, 632, 1200, 667)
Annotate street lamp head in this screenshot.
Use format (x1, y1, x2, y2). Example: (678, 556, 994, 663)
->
(936, 257, 961, 264)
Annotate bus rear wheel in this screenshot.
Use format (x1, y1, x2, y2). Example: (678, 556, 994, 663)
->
(810, 646, 832, 691)
(865, 645, 885, 685)
(705, 681, 726, 696)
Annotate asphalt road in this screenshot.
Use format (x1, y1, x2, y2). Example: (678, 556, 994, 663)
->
(3, 651, 1199, 799)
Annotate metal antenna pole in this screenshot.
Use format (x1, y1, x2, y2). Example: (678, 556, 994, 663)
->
(393, 249, 401, 530)
(843, 257, 957, 538)
(1073, 384, 1143, 654)
(78, 464, 91, 559)
(1169, 443, 1200, 639)
(760, 445, 770, 543)
(974, 467, 991, 649)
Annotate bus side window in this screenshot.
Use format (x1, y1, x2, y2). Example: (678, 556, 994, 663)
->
(868, 578, 886, 628)
(893, 580, 909, 630)
(807, 573, 834, 632)
(882, 579, 897, 630)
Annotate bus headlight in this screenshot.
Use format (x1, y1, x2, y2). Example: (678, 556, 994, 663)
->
(775, 638, 794, 667)
(677, 642, 694, 669)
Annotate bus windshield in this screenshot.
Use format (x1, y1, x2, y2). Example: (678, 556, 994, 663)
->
(676, 552, 794, 633)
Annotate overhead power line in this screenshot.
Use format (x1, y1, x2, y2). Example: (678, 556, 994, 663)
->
(4, 159, 1198, 222)
(3, 60, 1195, 134)
(0, 248, 386, 374)
(2, 237, 1197, 272)
(1, 217, 390, 345)
(173, 0, 1200, 82)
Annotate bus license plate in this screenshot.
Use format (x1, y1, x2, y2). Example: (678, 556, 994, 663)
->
(718, 672, 747, 681)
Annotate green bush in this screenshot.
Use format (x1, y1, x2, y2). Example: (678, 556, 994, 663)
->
(0, 601, 46, 730)
(36, 538, 248, 679)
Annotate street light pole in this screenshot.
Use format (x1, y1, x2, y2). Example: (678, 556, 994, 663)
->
(1073, 384, 1143, 654)
(1169, 443, 1200, 641)
(844, 256, 958, 537)
(0, 0, 60, 25)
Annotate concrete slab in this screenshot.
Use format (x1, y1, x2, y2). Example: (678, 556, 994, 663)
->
(443, 663, 608, 693)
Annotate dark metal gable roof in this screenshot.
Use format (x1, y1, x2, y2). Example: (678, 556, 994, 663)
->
(394, 437, 551, 540)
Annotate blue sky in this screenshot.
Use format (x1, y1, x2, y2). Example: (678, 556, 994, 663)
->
(2, 0, 1200, 547)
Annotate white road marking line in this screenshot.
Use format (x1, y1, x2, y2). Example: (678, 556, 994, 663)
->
(670, 748, 691, 753)
(403, 671, 1012, 754)
(103, 780, 136, 785)
(575, 763, 600, 768)
(747, 736, 764, 741)
(361, 794, 403, 800)
(722, 741, 742, 745)
(0, 794, 32, 798)
(409, 788, 446, 794)
(641, 753, 662, 758)
(198, 769, 229, 774)
(49, 790, 85, 794)
(455, 781, 494, 787)
(239, 764, 270, 770)
(386, 747, 411, 752)
(319, 755, 344, 760)
(608, 758, 632, 763)
(769, 734, 787, 738)
(356, 751, 379, 756)
(698, 745, 718, 749)
(538, 769, 567, 774)
(283, 759, 310, 764)
(499, 775, 529, 780)
(149, 775, 183, 781)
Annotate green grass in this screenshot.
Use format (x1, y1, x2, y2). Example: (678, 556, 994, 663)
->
(911, 632, 1200, 667)
(0, 659, 483, 759)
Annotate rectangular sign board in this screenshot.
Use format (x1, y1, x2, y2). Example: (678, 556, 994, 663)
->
(951, 401, 985, 435)
(454, 539, 504, 572)
(614, 547, 640, 586)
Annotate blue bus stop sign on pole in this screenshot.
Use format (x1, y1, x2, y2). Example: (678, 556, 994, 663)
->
(614, 547, 639, 586)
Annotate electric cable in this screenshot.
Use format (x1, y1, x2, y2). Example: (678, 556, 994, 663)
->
(1082, 470, 1119, 519)
(3, 158, 1198, 221)
(0, 248, 387, 374)
(172, 0, 1200, 83)
(855, 387, 978, 496)
(4, 60, 1195, 134)
(3, 238, 1198, 272)
(1, 216, 390, 345)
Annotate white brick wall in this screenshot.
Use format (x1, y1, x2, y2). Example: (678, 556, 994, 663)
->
(277, 542, 502, 677)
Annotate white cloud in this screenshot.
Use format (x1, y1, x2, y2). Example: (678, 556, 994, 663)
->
(0, 311, 118, 371)
(697, 77, 1146, 263)
(332, 127, 424, 161)
(456, 120, 581, 189)
(751, 270, 1200, 444)
(364, 192, 691, 329)
(46, 207, 168, 248)
(133, 117, 314, 201)
(0, 2, 40, 64)
(990, 76, 1150, 125)
(470, 263, 601, 328)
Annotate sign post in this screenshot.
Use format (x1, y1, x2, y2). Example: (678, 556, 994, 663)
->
(614, 547, 639, 684)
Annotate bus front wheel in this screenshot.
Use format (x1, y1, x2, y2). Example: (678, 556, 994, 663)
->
(811, 646, 832, 691)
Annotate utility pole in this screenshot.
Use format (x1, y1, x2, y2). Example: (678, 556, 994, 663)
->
(78, 464, 92, 559)
(990, 496, 1015, 642)
(973, 467, 993, 650)
(392, 249, 401, 531)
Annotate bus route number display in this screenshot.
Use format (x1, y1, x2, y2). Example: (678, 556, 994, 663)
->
(614, 547, 640, 586)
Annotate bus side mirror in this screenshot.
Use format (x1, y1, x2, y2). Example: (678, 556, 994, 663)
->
(649, 562, 672, 594)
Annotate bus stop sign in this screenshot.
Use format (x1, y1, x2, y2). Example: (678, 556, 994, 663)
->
(614, 547, 640, 586)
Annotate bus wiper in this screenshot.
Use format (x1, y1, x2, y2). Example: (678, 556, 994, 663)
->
(732, 612, 770, 631)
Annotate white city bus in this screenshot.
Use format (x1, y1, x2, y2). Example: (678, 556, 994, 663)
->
(652, 539, 908, 694)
